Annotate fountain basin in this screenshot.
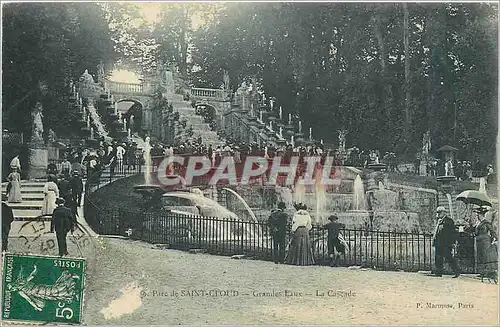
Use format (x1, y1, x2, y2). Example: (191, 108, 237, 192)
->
(368, 163, 387, 171)
(133, 184, 165, 194)
(436, 175, 456, 183)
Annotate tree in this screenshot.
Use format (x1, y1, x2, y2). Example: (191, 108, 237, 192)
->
(2, 3, 115, 138)
(188, 3, 497, 161)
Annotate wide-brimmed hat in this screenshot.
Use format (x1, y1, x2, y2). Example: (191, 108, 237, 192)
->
(55, 197, 66, 205)
(293, 202, 307, 211)
(436, 206, 447, 213)
(328, 215, 339, 221)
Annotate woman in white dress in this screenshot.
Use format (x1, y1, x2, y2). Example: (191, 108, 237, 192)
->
(285, 203, 315, 266)
(41, 175, 59, 216)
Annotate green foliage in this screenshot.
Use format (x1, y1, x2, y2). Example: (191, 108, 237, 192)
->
(3, 3, 115, 138)
(190, 3, 497, 161)
(153, 3, 222, 76)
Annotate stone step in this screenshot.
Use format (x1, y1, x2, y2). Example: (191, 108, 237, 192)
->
(12, 209, 47, 220)
(20, 194, 45, 201)
(2, 181, 46, 187)
(2, 186, 45, 194)
(6, 201, 43, 210)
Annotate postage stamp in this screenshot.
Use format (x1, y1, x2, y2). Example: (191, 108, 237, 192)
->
(15, 220, 93, 257)
(2, 253, 86, 324)
(2, 1, 498, 325)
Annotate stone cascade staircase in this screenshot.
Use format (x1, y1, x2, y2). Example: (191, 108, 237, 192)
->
(1, 165, 129, 221)
(169, 94, 225, 147)
(2, 181, 46, 220)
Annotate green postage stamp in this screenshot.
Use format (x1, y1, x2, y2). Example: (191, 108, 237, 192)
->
(2, 253, 86, 324)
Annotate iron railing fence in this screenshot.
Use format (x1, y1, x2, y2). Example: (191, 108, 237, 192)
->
(83, 163, 478, 275)
(83, 205, 476, 274)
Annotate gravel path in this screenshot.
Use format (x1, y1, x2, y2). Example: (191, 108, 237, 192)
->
(83, 238, 498, 325)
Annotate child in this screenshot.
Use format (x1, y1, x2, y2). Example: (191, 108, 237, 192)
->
(324, 215, 347, 266)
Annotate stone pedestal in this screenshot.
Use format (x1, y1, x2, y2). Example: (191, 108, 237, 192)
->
(419, 160, 428, 176)
(47, 145, 59, 161)
(28, 144, 48, 179)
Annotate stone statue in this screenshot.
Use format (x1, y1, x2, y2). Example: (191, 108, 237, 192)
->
(422, 130, 431, 158)
(47, 129, 57, 143)
(79, 69, 95, 84)
(130, 115, 135, 131)
(338, 129, 347, 155)
(97, 62, 105, 84)
(223, 70, 230, 91)
(31, 102, 44, 144)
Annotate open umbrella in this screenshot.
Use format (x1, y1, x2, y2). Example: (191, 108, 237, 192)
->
(456, 190, 492, 207)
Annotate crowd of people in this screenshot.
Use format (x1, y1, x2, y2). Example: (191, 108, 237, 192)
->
(146, 136, 494, 183)
(1, 134, 497, 277)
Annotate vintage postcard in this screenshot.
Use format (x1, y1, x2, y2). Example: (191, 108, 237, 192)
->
(1, 1, 498, 325)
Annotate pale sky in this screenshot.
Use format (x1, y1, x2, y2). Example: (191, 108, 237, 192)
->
(134, 2, 207, 29)
(109, 69, 141, 83)
(135, 2, 162, 26)
(110, 3, 209, 82)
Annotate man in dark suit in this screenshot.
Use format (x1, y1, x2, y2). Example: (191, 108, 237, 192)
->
(58, 175, 72, 204)
(2, 194, 14, 252)
(324, 215, 347, 267)
(432, 206, 460, 277)
(59, 175, 78, 218)
(51, 198, 76, 257)
(268, 202, 289, 264)
(69, 171, 83, 207)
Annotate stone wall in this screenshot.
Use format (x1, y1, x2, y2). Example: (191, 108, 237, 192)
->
(387, 184, 437, 233)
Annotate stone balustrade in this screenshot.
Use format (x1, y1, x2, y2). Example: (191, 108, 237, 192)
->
(191, 87, 228, 100)
(104, 80, 154, 95)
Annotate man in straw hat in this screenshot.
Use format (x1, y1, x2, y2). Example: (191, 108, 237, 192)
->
(51, 197, 76, 257)
(432, 206, 460, 277)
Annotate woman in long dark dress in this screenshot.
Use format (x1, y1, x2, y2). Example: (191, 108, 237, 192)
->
(7, 167, 22, 203)
(285, 204, 315, 266)
(474, 207, 497, 281)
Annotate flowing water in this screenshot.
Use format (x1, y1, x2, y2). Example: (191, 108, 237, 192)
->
(314, 165, 328, 224)
(220, 187, 264, 241)
(446, 193, 454, 220)
(143, 137, 152, 185)
(353, 175, 366, 210)
(278, 187, 294, 206)
(479, 177, 487, 194)
(293, 181, 306, 204)
(87, 101, 109, 138)
(221, 187, 258, 223)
